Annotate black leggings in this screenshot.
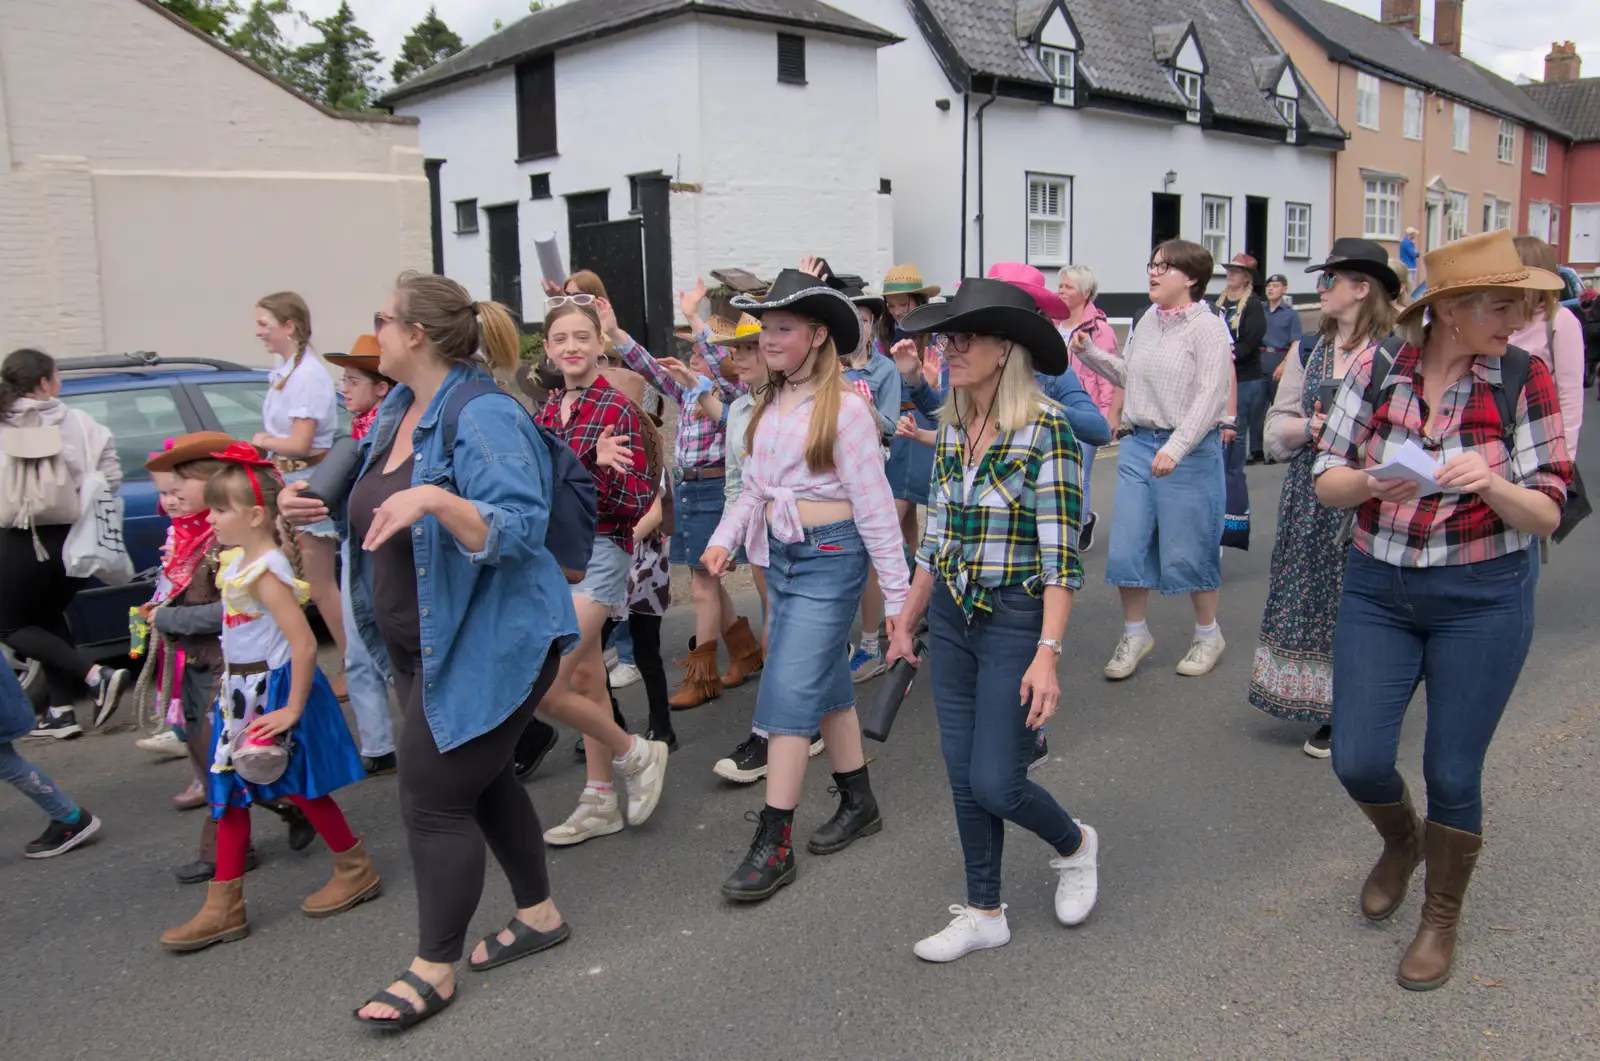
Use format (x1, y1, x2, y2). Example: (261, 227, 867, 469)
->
(0, 527, 91, 706)
(627, 613, 671, 735)
(391, 640, 562, 963)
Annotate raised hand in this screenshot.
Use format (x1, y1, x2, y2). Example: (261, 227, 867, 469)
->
(799, 254, 827, 280)
(679, 278, 708, 321)
(596, 296, 621, 339)
(891, 338, 921, 381)
(656, 356, 699, 390)
(595, 424, 634, 470)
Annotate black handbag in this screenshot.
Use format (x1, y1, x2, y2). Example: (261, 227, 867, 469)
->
(1553, 465, 1591, 544)
(303, 434, 362, 526)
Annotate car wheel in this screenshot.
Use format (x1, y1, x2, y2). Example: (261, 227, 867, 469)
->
(3, 647, 49, 711)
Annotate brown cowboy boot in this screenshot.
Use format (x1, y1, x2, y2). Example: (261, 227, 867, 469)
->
(1354, 783, 1426, 921)
(719, 616, 765, 689)
(160, 878, 248, 951)
(1397, 822, 1482, 991)
(301, 836, 382, 917)
(669, 639, 723, 710)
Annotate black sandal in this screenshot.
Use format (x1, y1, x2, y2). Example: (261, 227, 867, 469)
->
(353, 970, 455, 1032)
(467, 918, 572, 972)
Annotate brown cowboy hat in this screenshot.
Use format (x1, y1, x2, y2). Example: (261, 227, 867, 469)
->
(323, 334, 389, 380)
(706, 313, 764, 347)
(1399, 229, 1562, 322)
(145, 431, 249, 474)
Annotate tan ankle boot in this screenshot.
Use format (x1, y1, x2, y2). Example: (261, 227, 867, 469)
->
(301, 836, 382, 918)
(1397, 821, 1482, 991)
(1355, 783, 1425, 921)
(719, 616, 765, 688)
(160, 878, 248, 951)
(668, 640, 723, 709)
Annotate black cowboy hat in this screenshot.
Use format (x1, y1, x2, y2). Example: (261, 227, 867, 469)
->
(1305, 237, 1401, 299)
(731, 269, 861, 356)
(842, 282, 886, 320)
(898, 276, 1068, 375)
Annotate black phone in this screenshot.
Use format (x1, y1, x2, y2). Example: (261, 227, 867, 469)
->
(1317, 379, 1341, 413)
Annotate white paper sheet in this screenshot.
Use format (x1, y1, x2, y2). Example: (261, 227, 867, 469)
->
(1365, 439, 1445, 497)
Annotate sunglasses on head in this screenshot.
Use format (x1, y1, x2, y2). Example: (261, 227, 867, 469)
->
(546, 293, 597, 311)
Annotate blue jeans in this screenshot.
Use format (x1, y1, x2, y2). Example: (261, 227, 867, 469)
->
(0, 741, 80, 821)
(342, 540, 393, 759)
(610, 622, 635, 667)
(928, 584, 1080, 910)
(1080, 442, 1096, 514)
(1106, 428, 1225, 594)
(1229, 378, 1271, 470)
(1331, 549, 1536, 833)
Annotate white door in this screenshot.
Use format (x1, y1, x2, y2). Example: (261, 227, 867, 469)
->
(1426, 192, 1444, 250)
(1528, 201, 1551, 243)
(1572, 204, 1600, 264)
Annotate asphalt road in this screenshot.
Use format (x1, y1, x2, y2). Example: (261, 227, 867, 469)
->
(3, 441, 1597, 1061)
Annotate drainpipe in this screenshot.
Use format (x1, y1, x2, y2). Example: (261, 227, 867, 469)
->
(974, 78, 1000, 276)
(959, 92, 970, 277)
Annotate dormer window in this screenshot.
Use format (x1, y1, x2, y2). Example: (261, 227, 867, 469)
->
(1156, 22, 1206, 124)
(1273, 65, 1300, 144)
(1174, 71, 1202, 122)
(1276, 97, 1298, 143)
(1040, 47, 1076, 106)
(1027, 1, 1082, 108)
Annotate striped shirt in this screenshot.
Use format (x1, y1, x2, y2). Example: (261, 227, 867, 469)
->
(1312, 342, 1573, 567)
(915, 401, 1084, 620)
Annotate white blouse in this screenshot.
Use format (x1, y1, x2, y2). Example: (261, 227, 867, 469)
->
(219, 548, 309, 670)
(262, 350, 338, 451)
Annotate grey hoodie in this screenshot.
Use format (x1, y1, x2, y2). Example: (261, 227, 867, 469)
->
(1, 397, 122, 495)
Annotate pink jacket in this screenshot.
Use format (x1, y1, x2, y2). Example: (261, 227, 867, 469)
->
(1511, 305, 1584, 454)
(1062, 303, 1120, 420)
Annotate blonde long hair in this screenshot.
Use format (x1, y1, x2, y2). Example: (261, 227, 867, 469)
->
(745, 338, 848, 474)
(940, 342, 1044, 435)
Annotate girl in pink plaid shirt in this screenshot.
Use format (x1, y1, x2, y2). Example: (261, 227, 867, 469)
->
(703, 264, 909, 903)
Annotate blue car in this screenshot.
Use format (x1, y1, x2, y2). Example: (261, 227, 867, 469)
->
(3, 353, 345, 707)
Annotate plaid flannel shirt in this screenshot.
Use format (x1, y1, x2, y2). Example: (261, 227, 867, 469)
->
(1313, 342, 1573, 567)
(615, 334, 745, 468)
(915, 401, 1085, 620)
(535, 374, 654, 553)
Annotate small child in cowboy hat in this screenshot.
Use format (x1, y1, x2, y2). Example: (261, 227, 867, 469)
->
(323, 335, 393, 443)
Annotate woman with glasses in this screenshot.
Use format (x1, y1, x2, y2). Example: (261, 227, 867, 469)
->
(1071, 241, 1235, 680)
(1315, 230, 1571, 990)
(1251, 239, 1399, 758)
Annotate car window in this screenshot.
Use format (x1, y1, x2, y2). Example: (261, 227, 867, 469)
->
(59, 388, 187, 482)
(197, 380, 351, 440)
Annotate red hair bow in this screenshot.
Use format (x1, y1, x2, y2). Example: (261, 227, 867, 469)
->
(210, 442, 277, 506)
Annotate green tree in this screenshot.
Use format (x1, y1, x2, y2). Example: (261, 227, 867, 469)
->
(226, 0, 298, 80)
(390, 6, 465, 85)
(292, 0, 382, 111)
(156, 0, 240, 38)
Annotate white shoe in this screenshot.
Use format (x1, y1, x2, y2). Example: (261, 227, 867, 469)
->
(608, 662, 642, 689)
(543, 790, 624, 846)
(602, 645, 619, 670)
(1175, 635, 1225, 677)
(809, 735, 826, 757)
(617, 737, 669, 826)
(135, 730, 187, 759)
(913, 904, 1011, 963)
(1049, 823, 1099, 926)
(1103, 633, 1154, 680)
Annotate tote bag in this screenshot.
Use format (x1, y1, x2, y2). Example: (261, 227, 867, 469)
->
(62, 471, 133, 584)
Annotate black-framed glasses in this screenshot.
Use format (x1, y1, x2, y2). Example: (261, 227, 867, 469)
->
(945, 333, 978, 353)
(545, 293, 597, 311)
(1146, 261, 1173, 276)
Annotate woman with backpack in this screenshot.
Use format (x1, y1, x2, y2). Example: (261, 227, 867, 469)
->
(1510, 237, 1585, 454)
(0, 348, 130, 737)
(1250, 239, 1399, 759)
(1314, 230, 1572, 992)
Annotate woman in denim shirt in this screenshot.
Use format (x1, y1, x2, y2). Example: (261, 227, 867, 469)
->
(288, 272, 579, 1031)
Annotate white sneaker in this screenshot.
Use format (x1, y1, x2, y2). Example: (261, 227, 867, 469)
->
(913, 904, 1011, 963)
(1103, 633, 1154, 680)
(602, 645, 619, 670)
(608, 662, 642, 689)
(543, 790, 623, 846)
(1175, 634, 1225, 677)
(617, 737, 669, 826)
(1049, 823, 1099, 926)
(135, 730, 187, 759)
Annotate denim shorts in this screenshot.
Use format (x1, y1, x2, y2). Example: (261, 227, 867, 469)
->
(671, 474, 725, 571)
(754, 519, 868, 737)
(573, 537, 631, 609)
(1105, 427, 1224, 595)
(282, 467, 338, 539)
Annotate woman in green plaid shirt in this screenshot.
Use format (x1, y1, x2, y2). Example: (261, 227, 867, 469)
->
(885, 278, 1098, 964)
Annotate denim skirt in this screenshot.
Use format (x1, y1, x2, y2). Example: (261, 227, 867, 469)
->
(672, 474, 725, 571)
(754, 519, 868, 737)
(573, 537, 631, 609)
(1105, 427, 1224, 595)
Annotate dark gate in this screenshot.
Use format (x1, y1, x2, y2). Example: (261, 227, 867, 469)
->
(570, 218, 646, 339)
(1151, 193, 1181, 248)
(1245, 196, 1269, 273)
(485, 204, 523, 322)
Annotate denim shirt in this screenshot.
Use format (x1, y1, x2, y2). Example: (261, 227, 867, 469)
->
(1035, 367, 1113, 447)
(345, 364, 579, 753)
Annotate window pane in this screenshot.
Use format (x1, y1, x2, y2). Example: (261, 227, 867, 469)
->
(60, 388, 188, 482)
(196, 381, 270, 440)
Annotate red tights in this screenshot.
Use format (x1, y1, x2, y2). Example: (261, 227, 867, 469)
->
(214, 795, 356, 880)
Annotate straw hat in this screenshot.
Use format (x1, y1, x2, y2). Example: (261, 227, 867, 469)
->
(706, 313, 763, 347)
(882, 264, 940, 299)
(1398, 229, 1562, 322)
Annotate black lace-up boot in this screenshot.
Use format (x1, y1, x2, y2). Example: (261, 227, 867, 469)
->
(721, 806, 797, 902)
(806, 765, 882, 855)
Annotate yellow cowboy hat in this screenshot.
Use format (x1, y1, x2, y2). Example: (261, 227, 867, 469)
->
(706, 312, 763, 347)
(1399, 229, 1562, 322)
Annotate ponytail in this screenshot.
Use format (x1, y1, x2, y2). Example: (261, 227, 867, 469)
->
(476, 299, 521, 377)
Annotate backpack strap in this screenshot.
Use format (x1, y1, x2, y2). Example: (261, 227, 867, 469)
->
(440, 378, 517, 460)
(1494, 346, 1529, 451)
(1358, 335, 1407, 413)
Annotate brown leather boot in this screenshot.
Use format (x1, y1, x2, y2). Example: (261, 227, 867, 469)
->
(719, 616, 765, 688)
(160, 877, 248, 951)
(669, 639, 723, 710)
(1355, 783, 1425, 921)
(301, 836, 382, 917)
(1397, 821, 1482, 991)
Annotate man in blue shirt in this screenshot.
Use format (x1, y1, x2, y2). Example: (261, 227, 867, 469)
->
(1257, 274, 1304, 463)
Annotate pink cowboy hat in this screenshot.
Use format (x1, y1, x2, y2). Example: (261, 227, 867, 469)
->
(983, 262, 1071, 321)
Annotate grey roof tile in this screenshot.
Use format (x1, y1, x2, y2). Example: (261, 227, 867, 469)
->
(1520, 79, 1600, 142)
(383, 0, 897, 104)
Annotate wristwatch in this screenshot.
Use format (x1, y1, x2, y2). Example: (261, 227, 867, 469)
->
(1037, 638, 1063, 656)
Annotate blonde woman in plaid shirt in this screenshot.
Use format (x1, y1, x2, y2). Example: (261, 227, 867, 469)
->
(1314, 231, 1572, 992)
(885, 279, 1097, 963)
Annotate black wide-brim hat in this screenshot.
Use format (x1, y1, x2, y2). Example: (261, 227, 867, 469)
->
(1306, 237, 1402, 299)
(731, 269, 861, 356)
(844, 284, 886, 320)
(898, 277, 1068, 375)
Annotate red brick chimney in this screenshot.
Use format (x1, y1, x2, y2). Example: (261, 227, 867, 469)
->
(1545, 41, 1581, 83)
(1433, 0, 1463, 55)
(1381, 0, 1421, 37)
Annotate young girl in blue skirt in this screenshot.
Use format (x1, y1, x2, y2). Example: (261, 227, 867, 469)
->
(160, 443, 377, 951)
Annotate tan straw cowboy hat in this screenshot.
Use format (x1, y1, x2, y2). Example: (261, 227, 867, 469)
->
(1399, 229, 1562, 322)
(882, 264, 940, 299)
(706, 312, 763, 347)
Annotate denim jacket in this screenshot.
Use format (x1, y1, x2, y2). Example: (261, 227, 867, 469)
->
(345, 364, 579, 752)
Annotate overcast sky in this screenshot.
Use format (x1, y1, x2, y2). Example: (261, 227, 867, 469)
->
(292, 0, 1598, 88)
